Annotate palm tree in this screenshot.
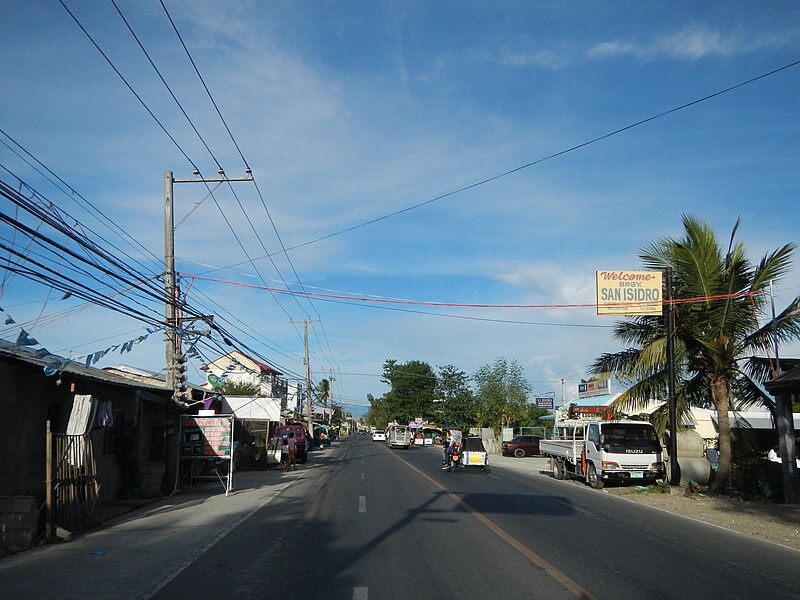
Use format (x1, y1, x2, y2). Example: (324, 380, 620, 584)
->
(590, 215, 800, 494)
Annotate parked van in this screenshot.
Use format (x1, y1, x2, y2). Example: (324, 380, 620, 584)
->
(274, 424, 309, 463)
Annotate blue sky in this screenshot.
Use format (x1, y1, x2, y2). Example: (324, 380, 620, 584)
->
(1, 1, 799, 416)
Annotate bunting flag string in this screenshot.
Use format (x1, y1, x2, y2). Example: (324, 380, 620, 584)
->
(16, 329, 38, 346)
(81, 326, 164, 370)
(0, 305, 165, 375)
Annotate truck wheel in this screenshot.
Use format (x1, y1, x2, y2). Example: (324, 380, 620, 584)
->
(587, 464, 603, 489)
(552, 458, 564, 480)
(514, 448, 526, 458)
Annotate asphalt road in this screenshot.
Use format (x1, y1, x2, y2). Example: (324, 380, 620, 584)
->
(2, 435, 799, 599)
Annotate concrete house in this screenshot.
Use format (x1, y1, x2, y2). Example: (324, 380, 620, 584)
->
(201, 350, 288, 404)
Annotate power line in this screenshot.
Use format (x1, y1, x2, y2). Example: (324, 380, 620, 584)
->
(205, 57, 800, 272)
(158, 0, 336, 366)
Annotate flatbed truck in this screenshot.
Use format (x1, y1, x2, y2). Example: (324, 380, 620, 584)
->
(540, 420, 665, 489)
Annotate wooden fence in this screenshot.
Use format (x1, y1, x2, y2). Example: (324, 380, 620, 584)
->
(46, 422, 101, 538)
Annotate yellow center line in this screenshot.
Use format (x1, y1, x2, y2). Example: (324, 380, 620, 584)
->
(394, 453, 597, 600)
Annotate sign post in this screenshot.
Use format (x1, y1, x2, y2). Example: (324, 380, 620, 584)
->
(178, 415, 235, 496)
(596, 270, 662, 315)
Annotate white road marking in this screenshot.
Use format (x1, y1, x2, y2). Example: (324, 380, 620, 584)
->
(358, 495, 366, 513)
(360, 472, 365, 479)
(353, 587, 368, 600)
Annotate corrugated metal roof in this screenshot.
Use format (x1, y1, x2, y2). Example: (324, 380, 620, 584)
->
(765, 366, 800, 394)
(0, 339, 170, 393)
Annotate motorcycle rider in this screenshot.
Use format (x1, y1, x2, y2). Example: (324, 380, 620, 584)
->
(442, 428, 463, 470)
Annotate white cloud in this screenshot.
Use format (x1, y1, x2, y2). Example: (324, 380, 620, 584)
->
(587, 24, 799, 62)
(499, 48, 570, 70)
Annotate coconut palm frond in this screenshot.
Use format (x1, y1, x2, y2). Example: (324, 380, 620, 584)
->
(738, 355, 779, 384)
(750, 244, 797, 290)
(733, 377, 773, 412)
(611, 316, 663, 347)
(588, 349, 640, 381)
(611, 373, 666, 415)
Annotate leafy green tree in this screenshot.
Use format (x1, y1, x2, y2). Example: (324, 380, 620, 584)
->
(436, 364, 477, 430)
(365, 393, 390, 429)
(473, 357, 532, 430)
(590, 215, 800, 496)
(518, 405, 551, 430)
(381, 359, 437, 424)
(218, 381, 260, 396)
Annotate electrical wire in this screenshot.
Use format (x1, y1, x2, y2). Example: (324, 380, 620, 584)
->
(205, 57, 800, 272)
(158, 0, 337, 367)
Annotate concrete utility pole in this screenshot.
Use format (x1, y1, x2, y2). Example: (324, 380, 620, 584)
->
(163, 169, 252, 396)
(329, 368, 334, 425)
(289, 319, 319, 440)
(665, 267, 679, 486)
(303, 321, 313, 441)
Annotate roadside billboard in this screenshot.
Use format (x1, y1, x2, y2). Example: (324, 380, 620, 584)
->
(578, 379, 610, 398)
(596, 270, 662, 316)
(535, 397, 554, 409)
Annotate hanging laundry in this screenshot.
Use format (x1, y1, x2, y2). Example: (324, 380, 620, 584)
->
(96, 400, 114, 428)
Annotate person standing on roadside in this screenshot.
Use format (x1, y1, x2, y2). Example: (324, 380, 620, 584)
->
(280, 436, 289, 471)
(287, 431, 297, 471)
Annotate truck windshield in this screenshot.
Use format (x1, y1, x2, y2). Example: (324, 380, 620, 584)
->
(602, 424, 661, 454)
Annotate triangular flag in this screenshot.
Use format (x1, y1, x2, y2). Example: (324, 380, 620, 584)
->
(16, 329, 38, 346)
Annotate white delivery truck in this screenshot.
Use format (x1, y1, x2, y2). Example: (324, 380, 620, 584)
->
(540, 420, 665, 489)
(386, 424, 411, 449)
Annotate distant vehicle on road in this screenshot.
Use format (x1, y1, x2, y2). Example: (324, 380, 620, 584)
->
(386, 424, 411, 449)
(372, 429, 386, 442)
(502, 435, 541, 458)
(446, 436, 490, 472)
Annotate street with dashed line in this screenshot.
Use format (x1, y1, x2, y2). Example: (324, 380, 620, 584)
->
(2, 435, 799, 600)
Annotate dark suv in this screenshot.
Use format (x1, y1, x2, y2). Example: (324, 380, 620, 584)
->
(502, 435, 541, 458)
(274, 424, 309, 463)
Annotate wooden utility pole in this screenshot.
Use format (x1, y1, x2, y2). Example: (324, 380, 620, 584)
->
(164, 169, 252, 393)
(164, 171, 176, 391)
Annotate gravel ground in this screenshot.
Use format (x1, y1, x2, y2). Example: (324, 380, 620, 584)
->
(497, 454, 800, 552)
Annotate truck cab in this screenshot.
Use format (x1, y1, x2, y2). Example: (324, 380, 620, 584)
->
(585, 421, 665, 487)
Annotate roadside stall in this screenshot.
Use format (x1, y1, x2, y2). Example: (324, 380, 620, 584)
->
(221, 396, 281, 468)
(422, 425, 442, 446)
